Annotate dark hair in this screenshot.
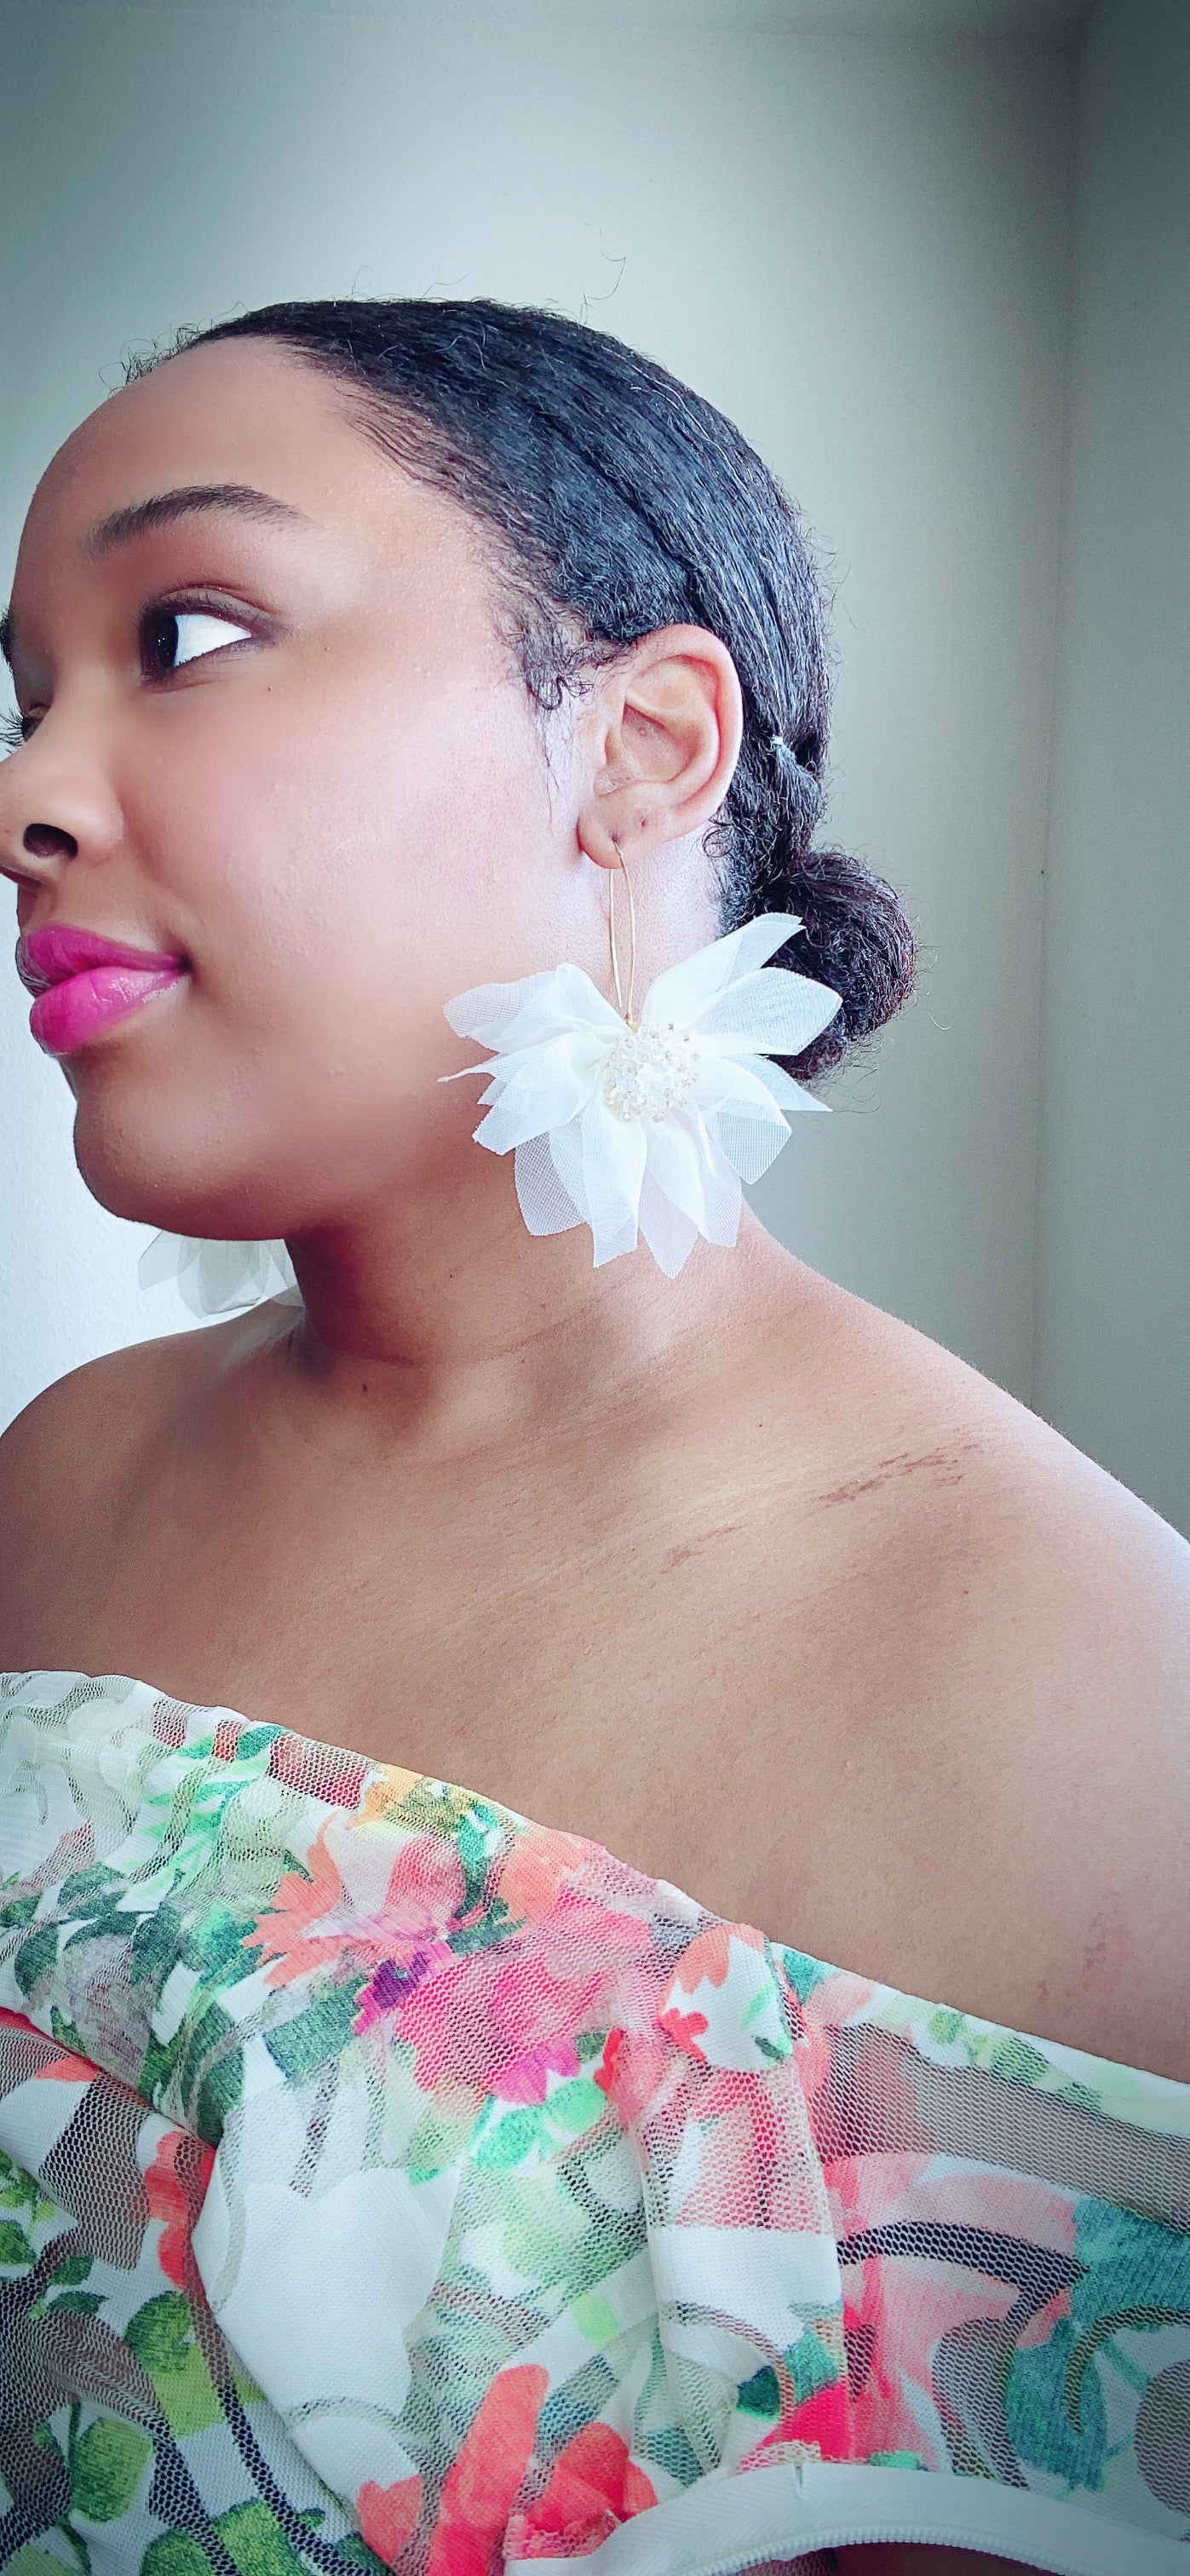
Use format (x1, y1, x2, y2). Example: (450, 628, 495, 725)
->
(135, 298, 916, 1080)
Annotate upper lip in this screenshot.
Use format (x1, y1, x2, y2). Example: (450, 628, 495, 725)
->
(16, 923, 189, 994)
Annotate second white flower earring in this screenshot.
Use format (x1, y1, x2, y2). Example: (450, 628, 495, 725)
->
(440, 857, 842, 1279)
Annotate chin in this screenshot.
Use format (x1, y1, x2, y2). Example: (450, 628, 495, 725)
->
(69, 1078, 271, 1241)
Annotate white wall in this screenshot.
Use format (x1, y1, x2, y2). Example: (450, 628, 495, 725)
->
(1032, 0, 1189, 1537)
(1, 4, 1076, 1434)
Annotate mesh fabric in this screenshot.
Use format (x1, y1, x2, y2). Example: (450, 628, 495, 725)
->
(1, 1670, 1187, 2576)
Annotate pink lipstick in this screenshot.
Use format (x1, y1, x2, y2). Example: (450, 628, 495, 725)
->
(17, 923, 190, 1057)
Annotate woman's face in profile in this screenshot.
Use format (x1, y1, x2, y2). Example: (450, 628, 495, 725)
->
(0, 337, 581, 1241)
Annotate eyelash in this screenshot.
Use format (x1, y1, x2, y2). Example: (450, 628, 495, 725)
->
(0, 591, 258, 750)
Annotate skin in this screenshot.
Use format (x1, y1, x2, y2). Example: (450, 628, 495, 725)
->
(0, 336, 1187, 2576)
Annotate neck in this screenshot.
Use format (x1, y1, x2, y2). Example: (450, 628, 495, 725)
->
(265, 1167, 803, 1469)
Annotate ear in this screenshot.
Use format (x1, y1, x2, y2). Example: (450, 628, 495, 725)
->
(576, 624, 744, 872)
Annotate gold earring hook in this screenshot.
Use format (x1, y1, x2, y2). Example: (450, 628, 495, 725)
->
(607, 843, 638, 1027)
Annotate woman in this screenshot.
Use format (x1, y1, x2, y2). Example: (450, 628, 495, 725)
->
(0, 300, 1185, 2576)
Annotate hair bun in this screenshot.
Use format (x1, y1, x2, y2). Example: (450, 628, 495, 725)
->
(760, 845, 917, 1081)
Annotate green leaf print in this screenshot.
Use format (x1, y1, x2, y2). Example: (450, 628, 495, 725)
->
(214, 2498, 310, 2576)
(46, 2290, 105, 2316)
(126, 2291, 193, 2374)
(923, 2009, 1055, 2088)
(407, 2093, 479, 2180)
(543, 2077, 606, 2142)
(125, 2291, 223, 2435)
(263, 1982, 364, 2085)
(786, 2327, 842, 2405)
(778, 1946, 831, 2005)
(58, 1862, 125, 1912)
(181, 1903, 250, 1981)
(129, 1899, 187, 1987)
(0, 2148, 43, 2217)
(927, 2008, 964, 2045)
(69, 2418, 153, 2521)
(1006, 2315, 1107, 2488)
(0, 2218, 36, 2266)
(49, 2006, 90, 2058)
(138, 2032, 182, 2108)
(639, 2424, 704, 2487)
(140, 2539, 214, 2576)
(473, 2104, 545, 2169)
(0, 1890, 43, 1929)
(498, 2171, 590, 2286)
(1058, 2081, 1101, 2112)
(14, 1922, 60, 1996)
(447, 1896, 515, 1958)
(471, 2076, 606, 2174)
(738, 2365, 780, 2417)
(234, 1725, 279, 1762)
(51, 2253, 94, 2285)
(140, 1745, 276, 1905)
(388, 1779, 475, 1838)
(1072, 2199, 1190, 2328)
(454, 1808, 501, 1918)
(985, 2035, 1050, 2085)
(196, 2050, 246, 2148)
(178, 1999, 245, 2143)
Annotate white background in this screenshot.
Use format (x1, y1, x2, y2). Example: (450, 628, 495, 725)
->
(1, 0, 1186, 1537)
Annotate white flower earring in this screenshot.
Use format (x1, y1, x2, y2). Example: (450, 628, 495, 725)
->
(439, 852, 842, 1279)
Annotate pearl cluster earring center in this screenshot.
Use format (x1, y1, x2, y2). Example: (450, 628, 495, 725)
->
(602, 1023, 700, 1122)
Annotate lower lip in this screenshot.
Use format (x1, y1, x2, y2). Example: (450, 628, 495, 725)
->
(30, 963, 189, 1057)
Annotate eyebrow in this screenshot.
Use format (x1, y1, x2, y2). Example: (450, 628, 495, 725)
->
(1, 483, 308, 667)
(81, 481, 308, 557)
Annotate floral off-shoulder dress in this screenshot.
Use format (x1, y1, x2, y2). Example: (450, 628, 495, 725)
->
(0, 1670, 1187, 2576)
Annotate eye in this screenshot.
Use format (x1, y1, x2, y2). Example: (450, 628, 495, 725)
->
(0, 708, 34, 754)
(141, 602, 253, 679)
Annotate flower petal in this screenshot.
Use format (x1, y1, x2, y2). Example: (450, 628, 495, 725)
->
(706, 1102, 796, 1185)
(137, 1232, 299, 1317)
(472, 1035, 607, 1152)
(445, 963, 624, 1053)
(744, 1055, 831, 1116)
(692, 1054, 825, 1184)
(442, 970, 557, 1047)
(646, 1111, 744, 1245)
(497, 963, 627, 1055)
(690, 1049, 799, 1127)
(549, 1097, 647, 1262)
(638, 1109, 709, 1227)
(639, 913, 805, 1031)
(692, 964, 842, 1058)
(513, 1135, 584, 1235)
(637, 1171, 700, 1278)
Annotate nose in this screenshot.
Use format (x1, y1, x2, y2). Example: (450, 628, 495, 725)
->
(0, 709, 122, 891)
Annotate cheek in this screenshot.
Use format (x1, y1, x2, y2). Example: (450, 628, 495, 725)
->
(125, 668, 552, 1100)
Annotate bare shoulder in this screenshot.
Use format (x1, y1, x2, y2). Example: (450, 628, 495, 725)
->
(800, 1282, 1189, 2078)
(942, 1378, 1188, 2082)
(0, 1311, 267, 1658)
